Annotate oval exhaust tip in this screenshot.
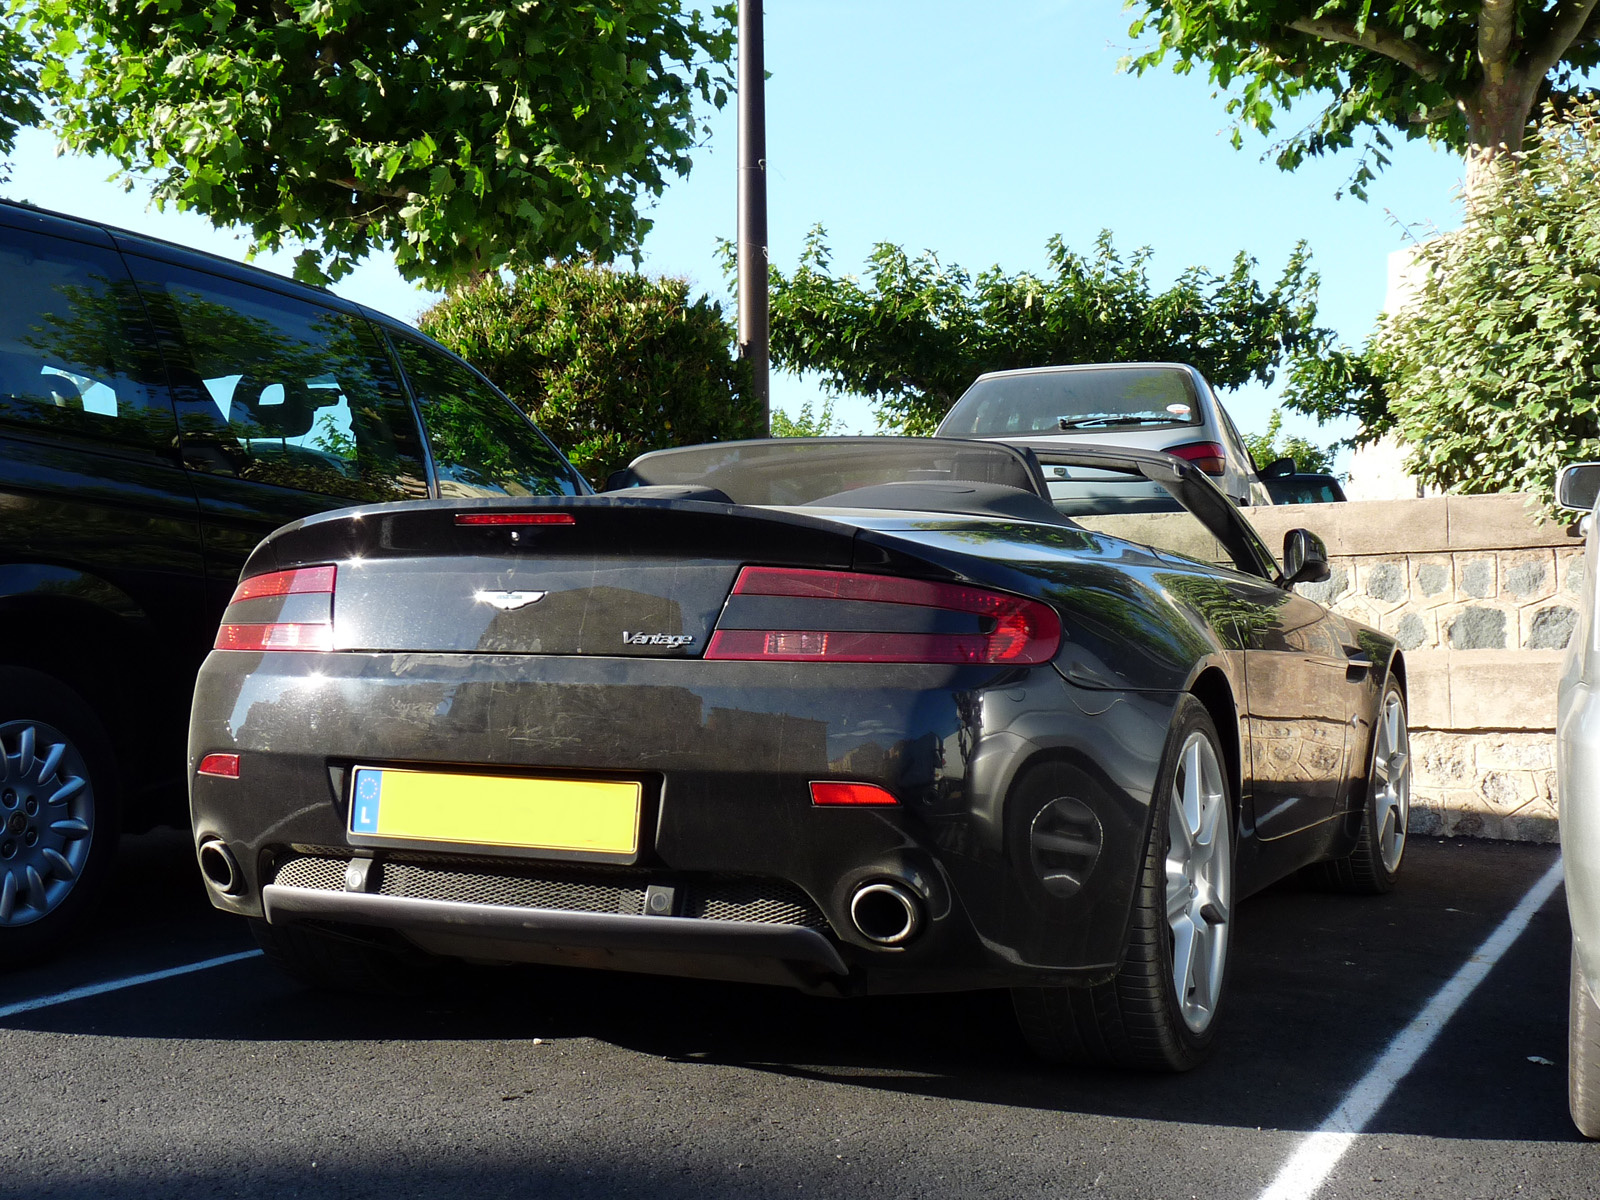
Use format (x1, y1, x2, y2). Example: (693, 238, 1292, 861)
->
(849, 881, 922, 946)
(198, 839, 242, 895)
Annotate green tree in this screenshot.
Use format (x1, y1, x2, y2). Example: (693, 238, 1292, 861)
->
(1128, 0, 1600, 197)
(24, 0, 733, 286)
(0, 14, 42, 180)
(418, 264, 758, 487)
(1244, 409, 1338, 475)
(771, 397, 850, 437)
(757, 227, 1328, 435)
(1370, 102, 1600, 508)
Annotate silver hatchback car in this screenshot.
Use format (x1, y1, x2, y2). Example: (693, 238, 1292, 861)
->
(934, 363, 1273, 508)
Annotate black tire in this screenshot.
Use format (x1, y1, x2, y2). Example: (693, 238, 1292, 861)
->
(0, 667, 121, 965)
(250, 918, 435, 994)
(1308, 679, 1410, 895)
(1012, 695, 1235, 1071)
(1572, 941, 1600, 1139)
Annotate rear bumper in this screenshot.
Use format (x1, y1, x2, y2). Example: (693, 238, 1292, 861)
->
(190, 649, 1178, 993)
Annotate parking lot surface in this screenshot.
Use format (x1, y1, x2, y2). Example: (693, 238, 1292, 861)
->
(0, 833, 1589, 1199)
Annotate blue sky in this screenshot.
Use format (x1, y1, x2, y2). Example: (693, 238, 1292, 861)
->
(1, 0, 1466, 457)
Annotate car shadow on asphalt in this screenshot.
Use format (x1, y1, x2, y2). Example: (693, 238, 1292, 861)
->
(2, 835, 1579, 1143)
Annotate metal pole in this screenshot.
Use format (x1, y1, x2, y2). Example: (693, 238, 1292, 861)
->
(737, 0, 769, 430)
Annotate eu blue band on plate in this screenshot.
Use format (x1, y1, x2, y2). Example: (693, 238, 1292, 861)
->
(352, 769, 382, 833)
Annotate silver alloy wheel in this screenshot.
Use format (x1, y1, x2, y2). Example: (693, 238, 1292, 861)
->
(1166, 730, 1231, 1034)
(1372, 691, 1410, 876)
(0, 719, 94, 927)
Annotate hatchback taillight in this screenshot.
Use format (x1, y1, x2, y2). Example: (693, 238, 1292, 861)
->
(703, 567, 1061, 665)
(215, 565, 337, 652)
(1167, 441, 1228, 476)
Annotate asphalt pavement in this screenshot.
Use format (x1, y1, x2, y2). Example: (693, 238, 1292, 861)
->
(0, 831, 1589, 1199)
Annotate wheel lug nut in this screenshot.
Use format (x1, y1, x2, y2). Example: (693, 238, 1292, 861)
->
(22, 799, 36, 816)
(0, 842, 12, 859)
(22, 831, 35, 847)
(1, 789, 13, 808)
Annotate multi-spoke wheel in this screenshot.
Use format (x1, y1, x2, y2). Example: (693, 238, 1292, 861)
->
(1314, 679, 1410, 894)
(1165, 726, 1232, 1035)
(0, 668, 119, 963)
(1013, 694, 1235, 1071)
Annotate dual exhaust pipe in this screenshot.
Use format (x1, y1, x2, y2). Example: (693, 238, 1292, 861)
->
(848, 880, 923, 946)
(200, 835, 923, 946)
(197, 838, 243, 896)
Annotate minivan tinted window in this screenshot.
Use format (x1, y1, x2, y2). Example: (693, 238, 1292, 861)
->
(132, 260, 430, 503)
(0, 233, 176, 451)
(391, 335, 587, 498)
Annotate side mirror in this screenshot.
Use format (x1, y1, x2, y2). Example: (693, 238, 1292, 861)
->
(1556, 463, 1600, 513)
(1260, 456, 1295, 480)
(1282, 528, 1331, 586)
(602, 468, 639, 491)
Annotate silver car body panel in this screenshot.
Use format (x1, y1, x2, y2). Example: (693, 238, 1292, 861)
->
(1559, 488, 1600, 1009)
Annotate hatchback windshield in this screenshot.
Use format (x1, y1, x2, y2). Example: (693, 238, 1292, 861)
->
(939, 367, 1202, 437)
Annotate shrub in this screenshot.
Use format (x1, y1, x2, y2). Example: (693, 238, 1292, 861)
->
(1373, 103, 1600, 509)
(419, 265, 758, 486)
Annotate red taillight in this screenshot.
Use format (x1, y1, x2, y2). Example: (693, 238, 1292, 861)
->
(455, 512, 576, 526)
(704, 567, 1061, 665)
(810, 781, 899, 807)
(215, 565, 337, 652)
(1167, 441, 1228, 476)
(214, 623, 335, 652)
(197, 753, 240, 779)
(230, 565, 336, 602)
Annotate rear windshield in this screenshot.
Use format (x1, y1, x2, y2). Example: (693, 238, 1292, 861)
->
(939, 367, 1202, 437)
(623, 437, 1045, 506)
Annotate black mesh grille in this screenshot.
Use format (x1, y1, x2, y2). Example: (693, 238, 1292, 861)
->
(269, 855, 829, 930)
(687, 879, 828, 928)
(274, 856, 348, 892)
(379, 861, 646, 916)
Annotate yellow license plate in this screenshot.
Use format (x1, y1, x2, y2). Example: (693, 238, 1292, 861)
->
(348, 767, 641, 855)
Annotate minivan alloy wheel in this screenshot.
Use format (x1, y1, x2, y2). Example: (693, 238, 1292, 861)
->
(0, 719, 94, 926)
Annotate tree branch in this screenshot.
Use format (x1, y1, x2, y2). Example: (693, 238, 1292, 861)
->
(1286, 17, 1447, 81)
(1480, 0, 1520, 83)
(331, 176, 417, 203)
(1408, 101, 1459, 124)
(1525, 0, 1600, 80)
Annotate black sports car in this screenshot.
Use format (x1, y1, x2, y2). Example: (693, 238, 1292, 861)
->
(188, 437, 1411, 1071)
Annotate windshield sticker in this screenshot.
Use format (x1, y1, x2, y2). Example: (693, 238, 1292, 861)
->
(1166, 404, 1192, 417)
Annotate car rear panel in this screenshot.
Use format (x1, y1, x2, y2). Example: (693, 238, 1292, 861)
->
(190, 497, 1178, 993)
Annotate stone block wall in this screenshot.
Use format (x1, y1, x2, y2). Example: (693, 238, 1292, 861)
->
(1246, 495, 1579, 842)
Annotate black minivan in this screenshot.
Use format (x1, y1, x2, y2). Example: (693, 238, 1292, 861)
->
(0, 200, 590, 960)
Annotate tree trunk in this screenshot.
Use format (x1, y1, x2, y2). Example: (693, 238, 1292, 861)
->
(1462, 69, 1543, 205)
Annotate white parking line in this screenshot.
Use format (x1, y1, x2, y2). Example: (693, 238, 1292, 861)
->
(1257, 854, 1566, 1200)
(0, 949, 264, 1020)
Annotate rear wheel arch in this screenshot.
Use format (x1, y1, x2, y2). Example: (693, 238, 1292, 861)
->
(1387, 650, 1408, 703)
(1188, 667, 1243, 821)
(0, 593, 171, 807)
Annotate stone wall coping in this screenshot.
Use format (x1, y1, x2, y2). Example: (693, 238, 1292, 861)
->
(1403, 649, 1563, 732)
(1244, 493, 1580, 558)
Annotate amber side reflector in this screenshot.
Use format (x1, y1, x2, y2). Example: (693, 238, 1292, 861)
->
(455, 513, 576, 526)
(810, 781, 899, 807)
(197, 753, 240, 779)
